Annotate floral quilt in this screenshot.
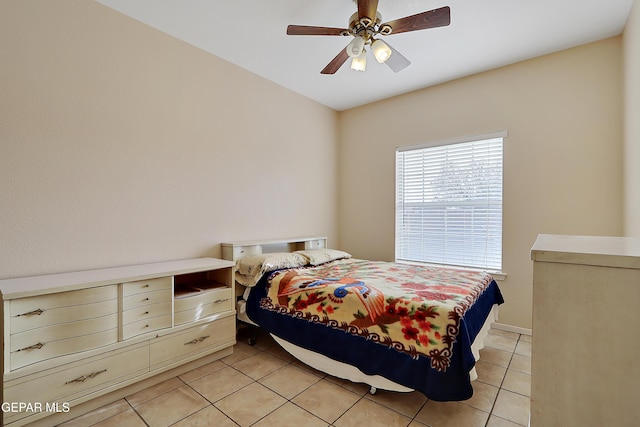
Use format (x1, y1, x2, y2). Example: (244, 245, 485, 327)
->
(260, 258, 495, 372)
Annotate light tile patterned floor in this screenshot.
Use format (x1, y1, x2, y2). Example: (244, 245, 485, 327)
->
(58, 328, 531, 427)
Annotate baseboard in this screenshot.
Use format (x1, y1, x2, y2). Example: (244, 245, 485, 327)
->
(492, 322, 532, 336)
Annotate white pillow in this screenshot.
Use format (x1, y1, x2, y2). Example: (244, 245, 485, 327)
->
(236, 252, 308, 286)
(295, 249, 352, 266)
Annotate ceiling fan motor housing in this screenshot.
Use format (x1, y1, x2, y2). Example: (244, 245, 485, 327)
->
(347, 11, 390, 42)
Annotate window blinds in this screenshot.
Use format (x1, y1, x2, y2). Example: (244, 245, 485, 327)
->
(395, 134, 504, 271)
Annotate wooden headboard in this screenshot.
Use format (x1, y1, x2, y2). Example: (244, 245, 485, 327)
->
(221, 237, 328, 262)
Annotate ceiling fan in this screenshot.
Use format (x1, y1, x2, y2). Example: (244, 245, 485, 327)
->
(286, 0, 451, 74)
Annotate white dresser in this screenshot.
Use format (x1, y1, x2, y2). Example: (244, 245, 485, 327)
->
(0, 258, 236, 426)
(531, 235, 640, 427)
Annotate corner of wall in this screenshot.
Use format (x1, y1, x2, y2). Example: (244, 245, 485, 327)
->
(624, 0, 640, 236)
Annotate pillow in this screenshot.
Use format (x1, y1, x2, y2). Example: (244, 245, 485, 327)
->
(295, 248, 352, 266)
(235, 271, 266, 288)
(236, 252, 308, 286)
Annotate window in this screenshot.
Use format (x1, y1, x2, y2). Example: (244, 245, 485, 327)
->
(395, 132, 504, 271)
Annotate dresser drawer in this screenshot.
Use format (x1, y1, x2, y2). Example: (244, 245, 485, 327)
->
(10, 286, 118, 334)
(4, 343, 149, 425)
(10, 285, 117, 315)
(122, 288, 172, 311)
(122, 302, 172, 325)
(174, 287, 233, 326)
(150, 315, 235, 370)
(11, 313, 118, 353)
(10, 327, 118, 371)
(122, 277, 172, 297)
(122, 314, 172, 340)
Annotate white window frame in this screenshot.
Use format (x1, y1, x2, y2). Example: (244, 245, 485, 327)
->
(395, 131, 506, 274)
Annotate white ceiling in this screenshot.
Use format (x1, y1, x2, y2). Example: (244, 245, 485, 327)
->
(95, 0, 634, 111)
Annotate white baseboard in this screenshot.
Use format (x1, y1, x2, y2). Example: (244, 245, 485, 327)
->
(492, 322, 532, 336)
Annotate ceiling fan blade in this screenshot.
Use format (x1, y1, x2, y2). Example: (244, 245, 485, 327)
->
(382, 6, 451, 35)
(358, 0, 379, 21)
(321, 48, 350, 74)
(384, 42, 411, 73)
(287, 25, 349, 36)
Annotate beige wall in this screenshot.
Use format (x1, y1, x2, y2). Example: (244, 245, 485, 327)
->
(0, 0, 629, 332)
(0, 0, 339, 278)
(625, 0, 640, 236)
(338, 38, 624, 329)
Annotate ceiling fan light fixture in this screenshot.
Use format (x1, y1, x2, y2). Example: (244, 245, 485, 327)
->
(286, 2, 451, 75)
(372, 39, 392, 63)
(346, 36, 365, 57)
(350, 51, 367, 71)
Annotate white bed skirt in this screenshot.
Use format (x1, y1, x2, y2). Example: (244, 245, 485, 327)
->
(240, 299, 499, 393)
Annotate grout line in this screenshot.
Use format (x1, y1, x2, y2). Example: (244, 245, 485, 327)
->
(129, 402, 150, 427)
(219, 341, 332, 426)
(287, 400, 332, 426)
(75, 329, 532, 427)
(331, 394, 366, 426)
(482, 345, 516, 427)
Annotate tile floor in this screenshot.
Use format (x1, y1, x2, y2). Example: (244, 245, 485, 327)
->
(58, 327, 531, 427)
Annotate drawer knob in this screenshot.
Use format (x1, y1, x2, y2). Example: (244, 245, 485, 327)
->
(143, 284, 149, 288)
(214, 298, 230, 305)
(17, 308, 44, 317)
(65, 369, 107, 384)
(17, 342, 44, 352)
(184, 335, 210, 345)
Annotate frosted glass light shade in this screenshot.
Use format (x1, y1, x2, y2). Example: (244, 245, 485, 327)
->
(350, 51, 367, 71)
(372, 39, 392, 63)
(347, 36, 365, 57)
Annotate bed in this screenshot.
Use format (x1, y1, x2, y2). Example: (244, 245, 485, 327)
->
(221, 237, 504, 401)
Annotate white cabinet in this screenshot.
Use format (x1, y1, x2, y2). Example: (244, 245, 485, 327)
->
(531, 235, 640, 427)
(0, 257, 236, 426)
